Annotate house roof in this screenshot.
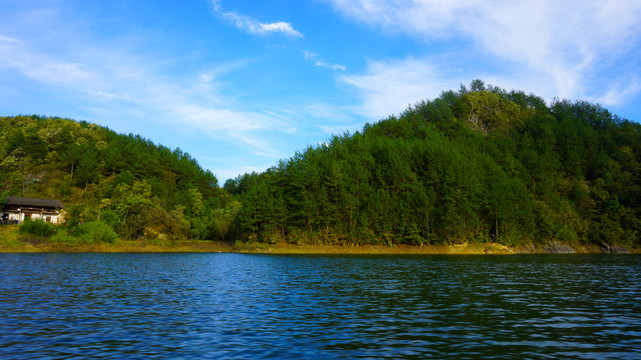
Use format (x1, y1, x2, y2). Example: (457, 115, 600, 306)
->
(5, 196, 64, 209)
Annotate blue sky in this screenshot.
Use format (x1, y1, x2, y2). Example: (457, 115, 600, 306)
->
(1, 0, 641, 184)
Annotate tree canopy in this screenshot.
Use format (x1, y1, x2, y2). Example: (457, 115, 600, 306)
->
(0, 115, 232, 241)
(227, 81, 641, 248)
(3, 81, 640, 248)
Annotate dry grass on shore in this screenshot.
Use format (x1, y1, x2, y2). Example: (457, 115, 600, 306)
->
(1, 226, 636, 254)
(232, 241, 518, 255)
(0, 233, 514, 254)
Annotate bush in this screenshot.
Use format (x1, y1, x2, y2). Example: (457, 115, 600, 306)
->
(78, 221, 119, 244)
(19, 219, 56, 238)
(51, 229, 78, 246)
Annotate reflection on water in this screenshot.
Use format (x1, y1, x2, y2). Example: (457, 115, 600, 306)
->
(1, 253, 640, 359)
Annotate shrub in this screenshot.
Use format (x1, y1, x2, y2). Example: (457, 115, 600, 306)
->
(19, 219, 56, 238)
(51, 229, 78, 246)
(78, 221, 119, 244)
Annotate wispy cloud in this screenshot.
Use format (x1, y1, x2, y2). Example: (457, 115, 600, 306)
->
(303, 51, 345, 71)
(0, 29, 294, 157)
(210, 0, 303, 38)
(594, 77, 641, 108)
(0, 36, 101, 94)
(326, 0, 641, 107)
(0, 35, 19, 43)
(339, 57, 466, 119)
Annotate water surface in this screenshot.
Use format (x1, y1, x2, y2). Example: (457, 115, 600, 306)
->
(1, 253, 640, 359)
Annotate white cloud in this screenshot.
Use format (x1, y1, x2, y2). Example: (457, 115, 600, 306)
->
(326, 0, 641, 106)
(0, 37, 99, 92)
(0, 31, 294, 157)
(0, 35, 19, 43)
(339, 58, 466, 119)
(256, 22, 301, 37)
(304, 51, 345, 71)
(594, 77, 641, 107)
(211, 1, 303, 38)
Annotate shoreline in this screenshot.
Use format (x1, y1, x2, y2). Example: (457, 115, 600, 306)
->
(2, 224, 636, 254)
(0, 238, 637, 254)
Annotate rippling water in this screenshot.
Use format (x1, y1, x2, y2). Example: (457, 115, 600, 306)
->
(1, 253, 640, 359)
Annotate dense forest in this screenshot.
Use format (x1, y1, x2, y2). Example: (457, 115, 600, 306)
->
(225, 80, 641, 248)
(0, 115, 238, 243)
(2, 80, 640, 248)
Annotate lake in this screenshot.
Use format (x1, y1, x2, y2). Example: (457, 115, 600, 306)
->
(1, 253, 640, 359)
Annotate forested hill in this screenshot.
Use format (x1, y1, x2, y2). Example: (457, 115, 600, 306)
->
(0, 115, 236, 241)
(226, 81, 641, 248)
(3, 81, 640, 248)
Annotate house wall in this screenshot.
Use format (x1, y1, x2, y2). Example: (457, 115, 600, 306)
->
(0, 211, 62, 224)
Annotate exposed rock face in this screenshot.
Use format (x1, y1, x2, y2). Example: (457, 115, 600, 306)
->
(543, 242, 576, 254)
(599, 243, 631, 254)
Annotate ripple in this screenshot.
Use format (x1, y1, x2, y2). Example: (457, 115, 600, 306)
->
(0, 253, 640, 359)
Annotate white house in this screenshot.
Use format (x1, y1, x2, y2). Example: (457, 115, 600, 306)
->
(1, 196, 65, 224)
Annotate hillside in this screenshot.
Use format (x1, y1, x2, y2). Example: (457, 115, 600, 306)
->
(3, 81, 640, 250)
(226, 80, 641, 248)
(0, 115, 237, 241)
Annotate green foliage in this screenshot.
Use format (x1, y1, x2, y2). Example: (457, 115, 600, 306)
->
(78, 221, 119, 244)
(51, 229, 78, 246)
(231, 80, 641, 248)
(51, 222, 118, 245)
(19, 219, 56, 238)
(4, 81, 641, 249)
(457, 91, 532, 134)
(0, 115, 232, 242)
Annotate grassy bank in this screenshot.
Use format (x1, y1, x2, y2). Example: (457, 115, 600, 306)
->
(231, 241, 637, 254)
(0, 224, 518, 254)
(0, 237, 234, 253)
(232, 241, 519, 255)
(0, 239, 520, 254)
(1, 226, 636, 254)
(0, 225, 234, 253)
